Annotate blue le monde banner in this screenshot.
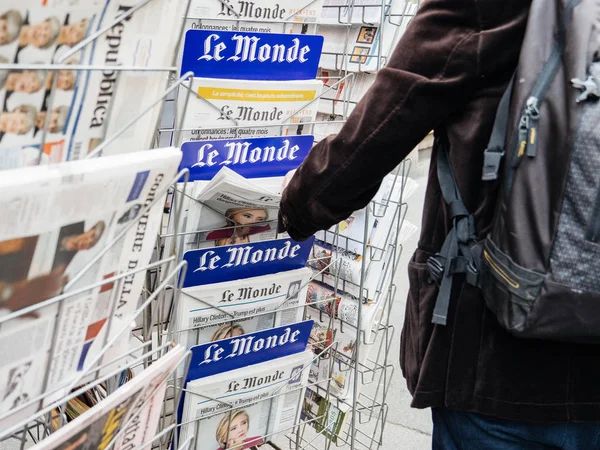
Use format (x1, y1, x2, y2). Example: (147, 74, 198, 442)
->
(181, 30, 324, 80)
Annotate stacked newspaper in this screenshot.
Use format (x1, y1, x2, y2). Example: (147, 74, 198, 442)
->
(174, 267, 311, 350)
(31, 344, 186, 450)
(183, 0, 323, 35)
(0, 147, 181, 428)
(183, 166, 282, 251)
(180, 350, 313, 450)
(0, 0, 186, 169)
(177, 78, 323, 144)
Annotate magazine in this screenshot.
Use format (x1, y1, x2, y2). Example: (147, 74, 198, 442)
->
(305, 294, 382, 400)
(180, 350, 314, 450)
(0, 147, 181, 428)
(31, 344, 186, 450)
(0, 0, 187, 169)
(174, 267, 312, 350)
(176, 78, 323, 144)
(301, 387, 349, 444)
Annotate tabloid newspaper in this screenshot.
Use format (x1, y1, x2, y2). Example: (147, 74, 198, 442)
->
(0, 147, 181, 428)
(184, 0, 322, 35)
(31, 344, 186, 450)
(180, 350, 314, 450)
(176, 78, 323, 144)
(0, 0, 186, 170)
(174, 268, 311, 350)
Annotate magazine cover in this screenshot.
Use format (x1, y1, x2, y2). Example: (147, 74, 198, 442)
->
(305, 300, 381, 400)
(176, 77, 322, 144)
(180, 350, 314, 450)
(0, 147, 181, 427)
(175, 267, 311, 350)
(301, 387, 349, 444)
(31, 344, 186, 450)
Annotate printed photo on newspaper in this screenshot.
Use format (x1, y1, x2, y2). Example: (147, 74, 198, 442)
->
(0, 147, 181, 429)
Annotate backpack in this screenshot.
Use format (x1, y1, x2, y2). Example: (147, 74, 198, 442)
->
(427, 0, 600, 342)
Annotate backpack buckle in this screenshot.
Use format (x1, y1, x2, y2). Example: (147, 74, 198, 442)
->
(427, 255, 445, 286)
(482, 149, 504, 181)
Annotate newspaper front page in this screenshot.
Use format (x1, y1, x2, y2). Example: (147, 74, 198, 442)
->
(175, 267, 311, 350)
(0, 147, 181, 428)
(31, 344, 186, 450)
(177, 78, 322, 144)
(181, 350, 313, 450)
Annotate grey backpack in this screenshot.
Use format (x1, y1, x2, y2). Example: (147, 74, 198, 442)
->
(427, 0, 600, 342)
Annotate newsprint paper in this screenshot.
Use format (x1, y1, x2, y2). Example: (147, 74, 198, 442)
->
(177, 78, 322, 144)
(31, 344, 186, 450)
(174, 267, 311, 350)
(183, 0, 322, 37)
(0, 0, 186, 169)
(180, 350, 313, 450)
(182, 167, 282, 252)
(0, 147, 181, 429)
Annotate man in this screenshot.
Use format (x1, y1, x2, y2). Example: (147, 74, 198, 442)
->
(278, 0, 600, 448)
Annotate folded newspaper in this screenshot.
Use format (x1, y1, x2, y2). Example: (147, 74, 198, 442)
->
(180, 350, 313, 450)
(174, 267, 311, 350)
(183, 166, 282, 251)
(0, 147, 181, 428)
(31, 344, 186, 450)
(176, 78, 322, 143)
(183, 0, 322, 35)
(0, 0, 186, 169)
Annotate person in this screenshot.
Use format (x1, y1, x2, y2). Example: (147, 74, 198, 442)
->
(35, 105, 69, 134)
(3, 69, 47, 93)
(210, 323, 245, 342)
(278, 1, 600, 448)
(57, 18, 88, 47)
(0, 104, 37, 137)
(215, 410, 264, 450)
(18, 17, 61, 49)
(0, 10, 23, 46)
(206, 207, 271, 247)
(0, 221, 105, 317)
(45, 67, 77, 91)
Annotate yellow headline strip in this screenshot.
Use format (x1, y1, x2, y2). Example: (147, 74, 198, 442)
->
(197, 87, 317, 102)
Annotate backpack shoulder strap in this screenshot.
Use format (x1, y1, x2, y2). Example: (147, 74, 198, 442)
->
(428, 134, 479, 325)
(482, 75, 515, 181)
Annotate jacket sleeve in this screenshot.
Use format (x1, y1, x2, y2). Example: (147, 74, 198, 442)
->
(279, 0, 483, 241)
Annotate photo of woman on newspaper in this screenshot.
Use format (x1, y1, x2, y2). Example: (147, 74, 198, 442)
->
(35, 105, 69, 135)
(205, 208, 271, 247)
(0, 10, 23, 46)
(0, 64, 46, 94)
(215, 410, 265, 450)
(210, 323, 245, 342)
(0, 104, 37, 142)
(0, 220, 106, 317)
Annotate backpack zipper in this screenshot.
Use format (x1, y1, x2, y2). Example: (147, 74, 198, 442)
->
(505, 0, 581, 199)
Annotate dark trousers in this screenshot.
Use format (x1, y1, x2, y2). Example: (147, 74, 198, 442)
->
(432, 407, 600, 449)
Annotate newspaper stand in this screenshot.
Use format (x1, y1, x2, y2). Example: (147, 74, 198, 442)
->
(0, 0, 420, 449)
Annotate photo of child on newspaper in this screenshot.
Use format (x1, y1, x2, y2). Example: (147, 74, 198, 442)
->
(215, 409, 265, 450)
(210, 323, 245, 342)
(205, 208, 271, 247)
(0, 220, 106, 317)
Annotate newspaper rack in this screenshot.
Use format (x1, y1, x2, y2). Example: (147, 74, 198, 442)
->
(0, 0, 421, 448)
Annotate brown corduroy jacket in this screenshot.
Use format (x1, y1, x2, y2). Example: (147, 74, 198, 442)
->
(279, 0, 600, 422)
